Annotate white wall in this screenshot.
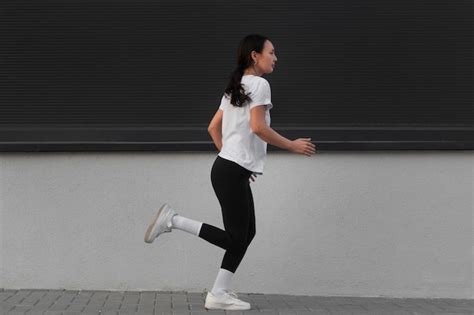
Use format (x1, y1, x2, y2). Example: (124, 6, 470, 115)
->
(0, 151, 472, 299)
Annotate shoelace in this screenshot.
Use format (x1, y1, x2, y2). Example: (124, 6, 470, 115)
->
(224, 290, 239, 298)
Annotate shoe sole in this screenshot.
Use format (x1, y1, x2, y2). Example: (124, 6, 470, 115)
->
(204, 295, 251, 311)
(205, 304, 251, 311)
(144, 203, 168, 243)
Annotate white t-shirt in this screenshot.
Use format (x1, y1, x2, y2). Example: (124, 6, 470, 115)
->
(217, 74, 273, 175)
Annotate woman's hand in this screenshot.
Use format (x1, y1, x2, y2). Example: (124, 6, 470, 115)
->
(289, 138, 316, 156)
(249, 173, 258, 183)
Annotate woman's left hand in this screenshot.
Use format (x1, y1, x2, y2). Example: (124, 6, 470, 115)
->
(249, 173, 257, 183)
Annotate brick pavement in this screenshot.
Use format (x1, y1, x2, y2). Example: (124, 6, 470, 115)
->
(0, 289, 472, 315)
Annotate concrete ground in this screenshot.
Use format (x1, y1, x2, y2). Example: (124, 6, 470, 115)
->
(0, 289, 472, 315)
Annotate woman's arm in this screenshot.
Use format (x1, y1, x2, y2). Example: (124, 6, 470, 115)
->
(250, 106, 292, 150)
(208, 109, 223, 151)
(250, 106, 316, 156)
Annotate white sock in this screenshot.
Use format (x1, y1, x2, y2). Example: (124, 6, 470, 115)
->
(171, 215, 203, 236)
(211, 268, 234, 296)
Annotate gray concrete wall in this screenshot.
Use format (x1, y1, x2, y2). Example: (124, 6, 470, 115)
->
(0, 151, 472, 299)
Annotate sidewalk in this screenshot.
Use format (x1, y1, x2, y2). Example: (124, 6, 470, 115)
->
(0, 289, 472, 315)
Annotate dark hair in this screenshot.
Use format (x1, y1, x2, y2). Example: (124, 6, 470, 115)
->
(224, 34, 270, 107)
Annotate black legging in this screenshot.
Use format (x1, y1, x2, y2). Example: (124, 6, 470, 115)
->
(198, 155, 256, 273)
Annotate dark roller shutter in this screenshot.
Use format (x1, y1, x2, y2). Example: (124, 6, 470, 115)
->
(1, 0, 472, 151)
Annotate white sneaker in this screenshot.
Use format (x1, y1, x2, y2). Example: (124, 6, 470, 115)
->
(204, 291, 251, 311)
(144, 203, 177, 243)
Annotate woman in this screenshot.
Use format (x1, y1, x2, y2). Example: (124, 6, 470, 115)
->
(144, 34, 316, 311)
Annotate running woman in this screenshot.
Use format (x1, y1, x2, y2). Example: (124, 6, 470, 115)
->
(144, 34, 316, 311)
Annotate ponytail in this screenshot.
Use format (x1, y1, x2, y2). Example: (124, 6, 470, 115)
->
(223, 34, 269, 107)
(224, 64, 251, 107)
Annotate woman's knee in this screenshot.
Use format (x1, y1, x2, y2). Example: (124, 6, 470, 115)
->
(228, 234, 249, 252)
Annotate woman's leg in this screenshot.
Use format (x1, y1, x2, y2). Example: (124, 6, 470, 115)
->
(171, 157, 255, 255)
(246, 182, 256, 247)
(170, 156, 255, 296)
(205, 156, 253, 296)
(200, 156, 254, 273)
(217, 174, 252, 273)
(170, 157, 256, 262)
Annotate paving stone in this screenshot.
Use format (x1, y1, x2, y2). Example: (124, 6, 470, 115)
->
(65, 304, 86, 312)
(119, 304, 138, 312)
(25, 305, 51, 314)
(156, 300, 172, 308)
(157, 305, 173, 311)
(123, 296, 139, 305)
(3, 292, 30, 306)
(0, 290, 472, 315)
(437, 307, 474, 313)
(83, 306, 103, 313)
(47, 303, 71, 312)
(294, 311, 332, 315)
(8, 305, 32, 313)
(0, 303, 15, 313)
(188, 303, 206, 310)
(0, 293, 16, 303)
(103, 301, 122, 309)
(297, 308, 330, 315)
(137, 306, 155, 314)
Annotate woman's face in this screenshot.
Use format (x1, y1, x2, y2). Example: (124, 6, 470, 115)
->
(252, 40, 278, 75)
